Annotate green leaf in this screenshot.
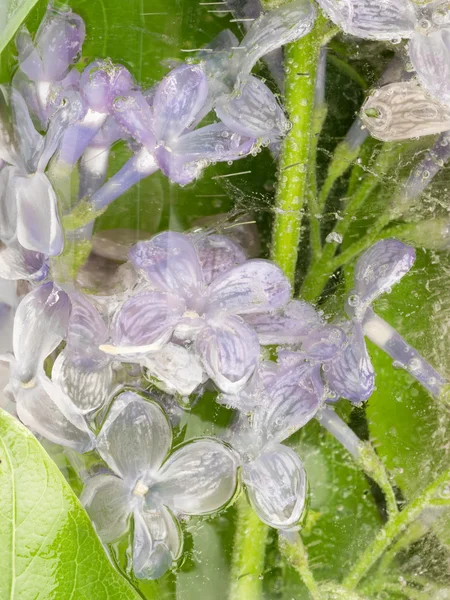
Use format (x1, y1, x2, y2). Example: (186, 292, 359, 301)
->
(0, 0, 39, 55)
(0, 407, 141, 600)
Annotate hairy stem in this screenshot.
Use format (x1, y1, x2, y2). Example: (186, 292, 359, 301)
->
(228, 496, 269, 600)
(300, 144, 400, 301)
(343, 466, 450, 590)
(270, 15, 328, 285)
(279, 532, 321, 600)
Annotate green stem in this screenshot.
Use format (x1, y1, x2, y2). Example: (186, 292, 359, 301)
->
(376, 521, 429, 576)
(308, 104, 328, 260)
(343, 466, 450, 590)
(357, 442, 399, 519)
(270, 15, 327, 285)
(300, 144, 399, 301)
(228, 496, 269, 600)
(278, 533, 321, 600)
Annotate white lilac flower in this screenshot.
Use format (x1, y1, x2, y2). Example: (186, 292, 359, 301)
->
(224, 360, 321, 529)
(0, 85, 84, 256)
(101, 232, 291, 394)
(82, 391, 237, 579)
(3, 282, 96, 452)
(14, 6, 85, 126)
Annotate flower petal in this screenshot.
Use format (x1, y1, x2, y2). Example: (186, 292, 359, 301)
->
(107, 291, 185, 356)
(172, 122, 254, 161)
(238, 0, 317, 77)
(52, 350, 114, 414)
(96, 391, 172, 482)
(15, 172, 63, 256)
(245, 299, 322, 345)
(80, 60, 133, 113)
(9, 87, 43, 171)
(133, 506, 182, 580)
(13, 283, 71, 384)
(112, 91, 156, 151)
(361, 81, 450, 142)
(316, 0, 415, 41)
(0, 167, 17, 243)
(152, 438, 237, 515)
(81, 475, 131, 543)
(409, 29, 450, 107)
(302, 325, 346, 361)
(152, 64, 208, 142)
(0, 242, 48, 281)
(65, 293, 109, 370)
(325, 323, 375, 404)
(254, 362, 321, 445)
(129, 232, 203, 302)
(351, 238, 416, 315)
(242, 444, 307, 529)
(15, 374, 95, 452)
(19, 8, 85, 82)
(142, 343, 205, 397)
(196, 314, 260, 393)
(207, 259, 291, 316)
(216, 76, 289, 139)
(195, 234, 246, 285)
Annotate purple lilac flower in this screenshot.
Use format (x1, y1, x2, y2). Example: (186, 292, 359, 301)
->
(223, 360, 320, 529)
(101, 232, 291, 394)
(82, 391, 237, 579)
(0, 85, 84, 256)
(15, 7, 85, 124)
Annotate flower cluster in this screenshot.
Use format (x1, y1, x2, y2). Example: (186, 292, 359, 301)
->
(0, 0, 448, 586)
(1, 224, 445, 578)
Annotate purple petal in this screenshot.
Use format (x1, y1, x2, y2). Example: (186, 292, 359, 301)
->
(16, 374, 95, 453)
(352, 239, 416, 315)
(80, 60, 133, 113)
(196, 314, 260, 393)
(112, 91, 156, 151)
(152, 64, 208, 142)
(255, 362, 321, 445)
(302, 325, 346, 361)
(57, 110, 108, 166)
(207, 259, 291, 316)
(316, 0, 415, 41)
(96, 391, 172, 481)
(216, 76, 289, 139)
(106, 291, 185, 356)
(13, 283, 71, 384)
(409, 29, 450, 107)
(153, 146, 205, 186)
(242, 444, 306, 529)
(0, 242, 48, 281)
(18, 8, 85, 82)
(195, 234, 246, 285)
(52, 350, 114, 414)
(9, 87, 43, 171)
(325, 323, 375, 404)
(245, 299, 322, 345)
(151, 438, 237, 515)
(129, 232, 204, 303)
(238, 0, 317, 77)
(65, 292, 109, 370)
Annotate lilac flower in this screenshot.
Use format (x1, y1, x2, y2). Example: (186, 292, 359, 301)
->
(101, 232, 291, 393)
(0, 85, 84, 256)
(82, 392, 237, 579)
(15, 7, 85, 124)
(4, 283, 96, 452)
(349, 239, 447, 397)
(224, 360, 320, 529)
